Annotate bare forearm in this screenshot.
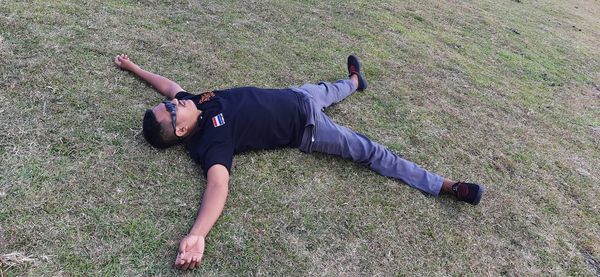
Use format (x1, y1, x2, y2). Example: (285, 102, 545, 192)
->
(114, 54, 183, 99)
(189, 181, 228, 237)
(188, 164, 230, 238)
(129, 66, 183, 99)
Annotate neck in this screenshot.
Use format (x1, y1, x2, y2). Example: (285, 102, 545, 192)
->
(186, 109, 203, 135)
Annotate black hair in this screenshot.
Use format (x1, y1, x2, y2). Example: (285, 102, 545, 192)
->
(142, 109, 180, 149)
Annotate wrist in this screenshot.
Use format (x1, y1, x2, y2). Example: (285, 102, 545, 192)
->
(188, 232, 205, 239)
(188, 227, 207, 237)
(126, 63, 140, 72)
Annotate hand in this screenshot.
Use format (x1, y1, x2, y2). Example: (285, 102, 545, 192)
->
(114, 54, 138, 71)
(175, 234, 205, 270)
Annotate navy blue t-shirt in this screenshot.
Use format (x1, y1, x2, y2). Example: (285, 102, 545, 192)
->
(175, 87, 306, 176)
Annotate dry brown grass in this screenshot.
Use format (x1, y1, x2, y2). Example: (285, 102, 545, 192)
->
(0, 252, 36, 271)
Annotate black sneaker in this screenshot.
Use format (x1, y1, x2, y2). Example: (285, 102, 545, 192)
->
(347, 55, 368, 91)
(452, 182, 484, 205)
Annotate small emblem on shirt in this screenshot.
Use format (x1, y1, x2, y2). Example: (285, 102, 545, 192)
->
(198, 91, 216, 104)
(212, 113, 225, 127)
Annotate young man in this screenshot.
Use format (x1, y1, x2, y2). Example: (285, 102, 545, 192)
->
(114, 54, 484, 270)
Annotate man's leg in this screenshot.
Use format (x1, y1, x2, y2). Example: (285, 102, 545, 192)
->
(310, 113, 445, 196)
(293, 79, 357, 111)
(296, 56, 483, 203)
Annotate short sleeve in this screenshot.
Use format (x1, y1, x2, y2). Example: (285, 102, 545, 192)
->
(200, 143, 234, 177)
(175, 91, 195, 100)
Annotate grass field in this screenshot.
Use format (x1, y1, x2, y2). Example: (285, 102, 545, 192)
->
(1, 0, 599, 275)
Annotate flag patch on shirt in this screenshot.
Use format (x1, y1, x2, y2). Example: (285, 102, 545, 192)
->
(212, 113, 225, 127)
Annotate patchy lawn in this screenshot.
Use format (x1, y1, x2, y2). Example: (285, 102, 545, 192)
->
(1, 0, 599, 275)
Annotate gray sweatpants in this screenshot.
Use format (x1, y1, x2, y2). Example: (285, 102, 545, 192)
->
(292, 80, 444, 196)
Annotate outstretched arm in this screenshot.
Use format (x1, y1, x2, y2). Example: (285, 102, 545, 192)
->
(114, 54, 183, 99)
(175, 164, 230, 270)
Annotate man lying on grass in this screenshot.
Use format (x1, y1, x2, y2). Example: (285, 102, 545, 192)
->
(114, 54, 485, 270)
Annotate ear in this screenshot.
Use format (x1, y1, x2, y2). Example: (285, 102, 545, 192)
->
(175, 125, 188, 137)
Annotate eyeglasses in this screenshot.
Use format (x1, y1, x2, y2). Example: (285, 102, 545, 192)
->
(163, 101, 179, 137)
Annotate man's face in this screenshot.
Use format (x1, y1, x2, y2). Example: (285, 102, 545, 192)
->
(152, 98, 199, 137)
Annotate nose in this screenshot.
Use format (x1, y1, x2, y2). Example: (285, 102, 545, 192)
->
(169, 98, 181, 108)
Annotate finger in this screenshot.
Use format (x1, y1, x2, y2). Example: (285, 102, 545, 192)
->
(176, 255, 189, 269)
(175, 253, 183, 267)
(198, 252, 204, 264)
(178, 239, 188, 256)
(179, 251, 192, 265)
(178, 255, 188, 266)
(189, 261, 198, 269)
(182, 260, 191, 270)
